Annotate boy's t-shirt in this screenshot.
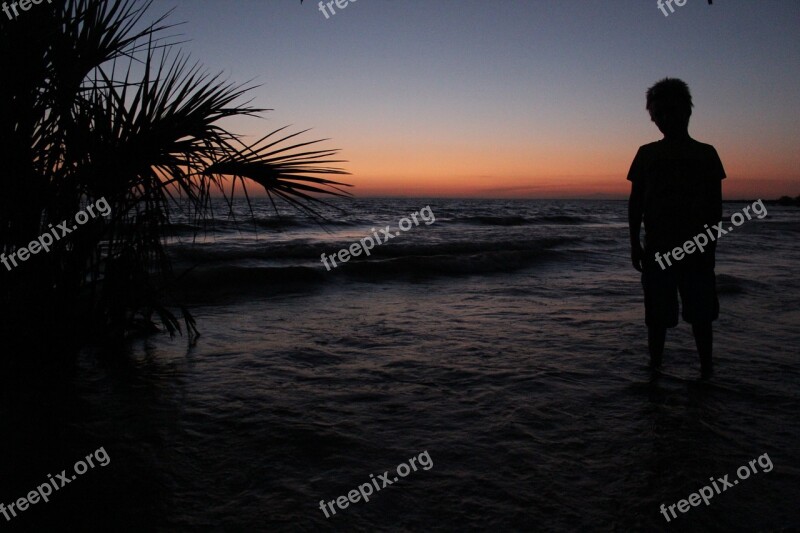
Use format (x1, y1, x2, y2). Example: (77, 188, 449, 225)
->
(627, 138, 726, 255)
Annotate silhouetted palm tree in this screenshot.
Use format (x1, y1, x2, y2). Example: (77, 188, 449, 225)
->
(0, 0, 350, 363)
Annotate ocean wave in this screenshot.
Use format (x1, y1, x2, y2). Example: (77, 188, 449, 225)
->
(169, 236, 577, 264)
(716, 273, 759, 295)
(458, 214, 587, 226)
(171, 237, 574, 299)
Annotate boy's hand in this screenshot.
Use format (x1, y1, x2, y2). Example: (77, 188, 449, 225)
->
(631, 244, 644, 272)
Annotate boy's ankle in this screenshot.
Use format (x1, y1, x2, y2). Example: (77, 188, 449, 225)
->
(700, 355, 713, 379)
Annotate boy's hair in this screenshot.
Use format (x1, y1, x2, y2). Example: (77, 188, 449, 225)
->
(646, 77, 693, 116)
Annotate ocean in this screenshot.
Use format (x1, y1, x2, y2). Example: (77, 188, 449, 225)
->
(2, 198, 798, 531)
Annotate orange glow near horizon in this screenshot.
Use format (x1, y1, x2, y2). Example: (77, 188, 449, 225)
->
(231, 141, 799, 200)
(235, 171, 797, 200)
(222, 114, 800, 200)
(334, 140, 800, 199)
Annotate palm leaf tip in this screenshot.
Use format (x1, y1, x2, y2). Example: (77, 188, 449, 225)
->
(203, 128, 353, 207)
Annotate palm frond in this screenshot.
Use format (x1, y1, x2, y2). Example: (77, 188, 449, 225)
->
(0, 0, 352, 354)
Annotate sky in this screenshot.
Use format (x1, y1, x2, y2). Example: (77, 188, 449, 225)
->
(148, 0, 800, 199)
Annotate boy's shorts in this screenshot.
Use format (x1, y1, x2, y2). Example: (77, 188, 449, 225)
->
(641, 254, 719, 327)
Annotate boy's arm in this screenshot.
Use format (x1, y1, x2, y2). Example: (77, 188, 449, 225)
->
(711, 175, 722, 224)
(628, 179, 645, 272)
(708, 147, 725, 224)
(627, 147, 646, 272)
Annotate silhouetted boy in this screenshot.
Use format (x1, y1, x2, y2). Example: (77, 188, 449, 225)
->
(627, 78, 725, 378)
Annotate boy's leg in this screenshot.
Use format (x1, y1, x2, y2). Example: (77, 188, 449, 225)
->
(692, 322, 713, 378)
(648, 326, 666, 367)
(642, 249, 678, 368)
(678, 265, 718, 378)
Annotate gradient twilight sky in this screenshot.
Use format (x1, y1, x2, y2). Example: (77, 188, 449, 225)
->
(148, 0, 799, 198)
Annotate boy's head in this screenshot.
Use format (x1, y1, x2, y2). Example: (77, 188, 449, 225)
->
(646, 77, 693, 138)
